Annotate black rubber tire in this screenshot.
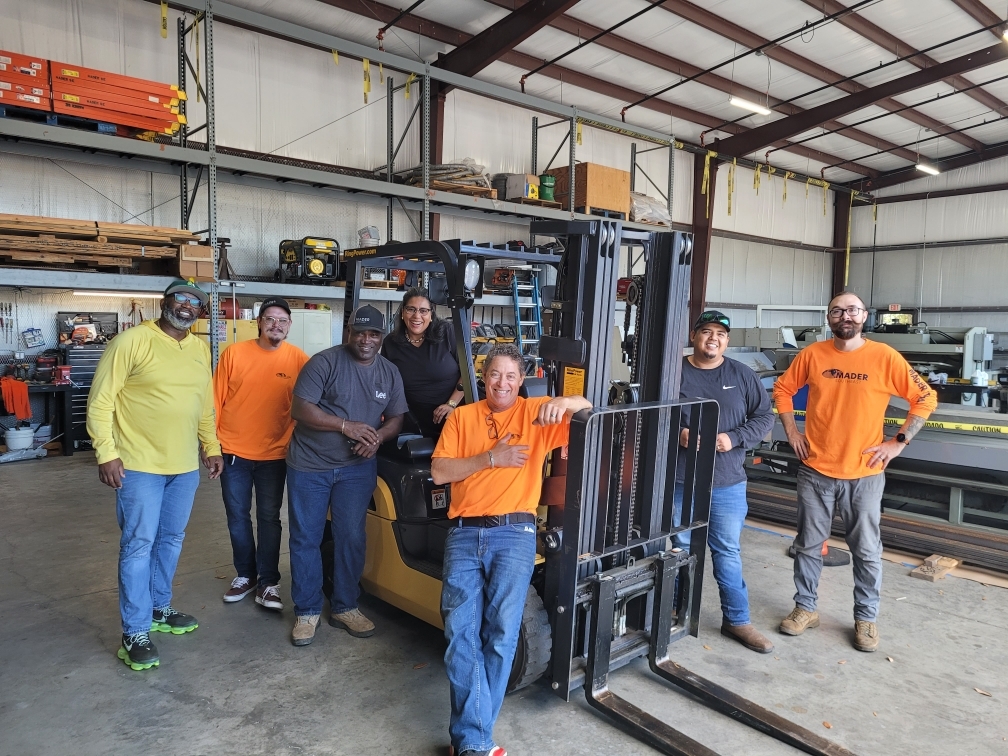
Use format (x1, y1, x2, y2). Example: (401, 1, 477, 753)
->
(507, 585, 552, 693)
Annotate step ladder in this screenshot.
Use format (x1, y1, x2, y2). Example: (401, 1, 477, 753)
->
(512, 270, 543, 374)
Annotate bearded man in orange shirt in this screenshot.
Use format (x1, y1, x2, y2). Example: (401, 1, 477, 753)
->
(432, 343, 590, 756)
(773, 292, 936, 653)
(213, 297, 309, 612)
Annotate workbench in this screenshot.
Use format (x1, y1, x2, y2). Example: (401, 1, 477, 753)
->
(3, 383, 74, 457)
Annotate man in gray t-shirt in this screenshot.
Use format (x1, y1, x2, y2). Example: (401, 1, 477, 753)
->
(286, 305, 407, 647)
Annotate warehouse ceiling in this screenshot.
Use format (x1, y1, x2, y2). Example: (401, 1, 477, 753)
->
(234, 0, 1008, 190)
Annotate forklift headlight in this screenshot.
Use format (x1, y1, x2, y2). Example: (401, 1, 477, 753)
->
(463, 259, 481, 290)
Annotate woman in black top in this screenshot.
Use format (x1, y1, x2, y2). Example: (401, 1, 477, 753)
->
(380, 287, 463, 439)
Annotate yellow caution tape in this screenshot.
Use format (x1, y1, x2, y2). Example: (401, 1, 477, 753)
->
(404, 72, 416, 99)
(701, 150, 717, 219)
(726, 158, 736, 216)
(753, 163, 762, 195)
(783, 171, 794, 204)
(332, 49, 339, 65)
(363, 58, 371, 104)
(783, 409, 1008, 435)
(576, 120, 582, 146)
(379, 62, 384, 85)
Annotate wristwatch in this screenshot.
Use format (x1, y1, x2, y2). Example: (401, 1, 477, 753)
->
(895, 432, 910, 445)
(448, 399, 459, 408)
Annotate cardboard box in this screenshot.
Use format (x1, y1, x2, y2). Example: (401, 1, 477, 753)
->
(546, 163, 631, 217)
(180, 242, 214, 262)
(178, 258, 214, 281)
(286, 298, 306, 309)
(505, 173, 540, 201)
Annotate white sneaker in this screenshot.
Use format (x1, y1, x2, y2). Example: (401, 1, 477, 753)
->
(255, 583, 283, 611)
(223, 576, 255, 603)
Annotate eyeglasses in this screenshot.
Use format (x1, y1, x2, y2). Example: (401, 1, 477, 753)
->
(172, 292, 203, 307)
(828, 306, 865, 318)
(262, 316, 291, 326)
(404, 306, 432, 317)
(485, 412, 520, 442)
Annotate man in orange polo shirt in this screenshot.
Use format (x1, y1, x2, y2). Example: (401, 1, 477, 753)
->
(214, 297, 309, 612)
(432, 343, 590, 756)
(773, 292, 936, 652)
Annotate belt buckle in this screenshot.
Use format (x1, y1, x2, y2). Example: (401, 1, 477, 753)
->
(487, 515, 502, 527)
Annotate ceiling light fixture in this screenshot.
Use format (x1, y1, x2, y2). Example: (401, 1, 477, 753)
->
(915, 162, 940, 176)
(729, 95, 772, 116)
(72, 290, 164, 299)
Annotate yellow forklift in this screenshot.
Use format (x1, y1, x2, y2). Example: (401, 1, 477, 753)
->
(325, 221, 855, 756)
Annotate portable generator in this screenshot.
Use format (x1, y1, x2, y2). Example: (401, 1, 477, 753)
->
(277, 238, 341, 284)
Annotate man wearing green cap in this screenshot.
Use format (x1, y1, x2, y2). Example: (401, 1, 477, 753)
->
(87, 279, 224, 671)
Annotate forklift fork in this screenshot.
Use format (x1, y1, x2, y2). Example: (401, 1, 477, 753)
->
(584, 551, 858, 756)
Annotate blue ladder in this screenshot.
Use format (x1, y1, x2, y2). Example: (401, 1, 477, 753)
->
(512, 269, 543, 373)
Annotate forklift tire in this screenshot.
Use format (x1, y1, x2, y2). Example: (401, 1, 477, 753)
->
(506, 585, 552, 693)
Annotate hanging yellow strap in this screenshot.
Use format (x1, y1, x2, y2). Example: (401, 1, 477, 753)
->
(805, 177, 811, 198)
(873, 200, 878, 222)
(363, 58, 371, 103)
(753, 163, 762, 195)
(404, 72, 417, 99)
(783, 171, 794, 204)
(379, 62, 384, 85)
(727, 158, 737, 216)
(822, 181, 830, 216)
(701, 150, 718, 219)
(576, 121, 583, 146)
(160, 2, 168, 39)
(332, 49, 339, 65)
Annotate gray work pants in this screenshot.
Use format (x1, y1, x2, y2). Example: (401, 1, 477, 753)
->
(794, 464, 885, 622)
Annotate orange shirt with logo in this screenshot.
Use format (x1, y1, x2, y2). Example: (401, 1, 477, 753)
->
(214, 339, 310, 460)
(433, 396, 570, 518)
(773, 339, 936, 480)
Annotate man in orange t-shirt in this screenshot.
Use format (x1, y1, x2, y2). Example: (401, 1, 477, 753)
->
(432, 343, 590, 756)
(213, 297, 309, 612)
(773, 292, 936, 653)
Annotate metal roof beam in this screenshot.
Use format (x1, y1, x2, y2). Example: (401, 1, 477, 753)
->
(482, 0, 918, 162)
(800, 0, 1008, 117)
(435, 0, 581, 78)
(656, 0, 986, 153)
(947, 0, 1006, 40)
(716, 43, 1008, 159)
(847, 137, 1008, 191)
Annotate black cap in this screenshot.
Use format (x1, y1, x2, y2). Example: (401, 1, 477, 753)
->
(692, 310, 730, 332)
(350, 304, 385, 333)
(259, 297, 291, 316)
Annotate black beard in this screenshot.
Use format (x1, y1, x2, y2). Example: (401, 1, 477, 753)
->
(834, 321, 860, 340)
(162, 303, 196, 331)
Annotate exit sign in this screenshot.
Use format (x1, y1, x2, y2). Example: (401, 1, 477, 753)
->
(888, 304, 902, 311)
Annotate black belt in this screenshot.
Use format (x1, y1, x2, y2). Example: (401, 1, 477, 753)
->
(454, 513, 536, 528)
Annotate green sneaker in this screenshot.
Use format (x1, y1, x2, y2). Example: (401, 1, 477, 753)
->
(151, 606, 199, 634)
(117, 632, 160, 671)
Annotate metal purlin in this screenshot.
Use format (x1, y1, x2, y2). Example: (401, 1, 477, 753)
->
(205, 0, 220, 366)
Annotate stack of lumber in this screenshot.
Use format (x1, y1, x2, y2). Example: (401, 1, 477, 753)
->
(0, 213, 199, 270)
(0, 51, 49, 112)
(50, 62, 187, 136)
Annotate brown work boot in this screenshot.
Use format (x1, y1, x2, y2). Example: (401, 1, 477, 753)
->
(721, 622, 774, 654)
(329, 608, 375, 638)
(779, 606, 820, 636)
(853, 620, 879, 652)
(291, 614, 320, 646)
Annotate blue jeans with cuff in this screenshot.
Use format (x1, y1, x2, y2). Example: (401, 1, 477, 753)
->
(115, 469, 201, 636)
(220, 454, 287, 587)
(287, 459, 377, 617)
(673, 480, 751, 626)
(441, 522, 536, 754)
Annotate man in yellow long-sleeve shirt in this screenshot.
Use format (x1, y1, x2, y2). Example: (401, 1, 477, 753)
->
(87, 279, 224, 671)
(773, 292, 936, 653)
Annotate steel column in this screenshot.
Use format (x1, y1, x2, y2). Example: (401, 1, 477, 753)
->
(568, 114, 576, 213)
(688, 155, 716, 327)
(387, 74, 394, 243)
(831, 191, 851, 296)
(204, 0, 220, 366)
(422, 71, 430, 240)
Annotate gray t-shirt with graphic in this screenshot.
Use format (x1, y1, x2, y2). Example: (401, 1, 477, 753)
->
(288, 345, 408, 471)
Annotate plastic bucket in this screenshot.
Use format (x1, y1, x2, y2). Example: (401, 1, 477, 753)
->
(5, 427, 34, 450)
(538, 174, 556, 202)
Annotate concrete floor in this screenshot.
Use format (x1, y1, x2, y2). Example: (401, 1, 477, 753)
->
(1, 454, 1007, 756)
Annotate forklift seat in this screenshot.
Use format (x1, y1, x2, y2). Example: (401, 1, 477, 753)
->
(382, 434, 436, 463)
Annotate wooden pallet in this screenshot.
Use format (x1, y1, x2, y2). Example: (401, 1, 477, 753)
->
(427, 180, 497, 199)
(517, 197, 562, 209)
(361, 279, 400, 289)
(0, 213, 199, 245)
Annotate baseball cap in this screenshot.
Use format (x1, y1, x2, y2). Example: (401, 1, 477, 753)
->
(693, 310, 730, 332)
(164, 279, 208, 305)
(350, 304, 385, 333)
(259, 296, 291, 316)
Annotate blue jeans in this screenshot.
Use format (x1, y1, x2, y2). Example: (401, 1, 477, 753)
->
(673, 480, 751, 626)
(287, 460, 377, 616)
(220, 455, 287, 587)
(441, 523, 537, 754)
(115, 469, 201, 635)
